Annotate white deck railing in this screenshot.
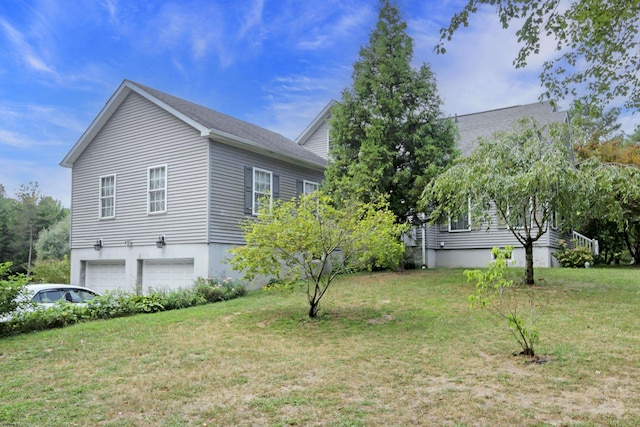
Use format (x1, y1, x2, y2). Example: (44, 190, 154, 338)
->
(572, 230, 600, 256)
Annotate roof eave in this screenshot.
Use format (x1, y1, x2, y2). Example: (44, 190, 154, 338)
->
(295, 100, 337, 145)
(208, 129, 326, 171)
(60, 82, 132, 168)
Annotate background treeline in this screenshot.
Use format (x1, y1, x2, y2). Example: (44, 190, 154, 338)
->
(0, 182, 69, 280)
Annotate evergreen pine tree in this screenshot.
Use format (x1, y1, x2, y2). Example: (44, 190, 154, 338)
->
(325, 0, 457, 224)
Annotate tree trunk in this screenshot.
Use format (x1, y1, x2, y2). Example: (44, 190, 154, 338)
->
(308, 300, 319, 318)
(26, 227, 33, 278)
(524, 240, 534, 286)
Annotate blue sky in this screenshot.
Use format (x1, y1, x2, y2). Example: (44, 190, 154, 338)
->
(1, 0, 636, 207)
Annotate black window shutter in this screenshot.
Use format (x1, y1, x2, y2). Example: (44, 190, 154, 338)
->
(295, 179, 303, 197)
(273, 174, 280, 199)
(244, 166, 253, 214)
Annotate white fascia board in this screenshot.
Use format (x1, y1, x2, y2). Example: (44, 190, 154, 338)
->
(126, 83, 210, 136)
(295, 100, 337, 145)
(60, 82, 132, 168)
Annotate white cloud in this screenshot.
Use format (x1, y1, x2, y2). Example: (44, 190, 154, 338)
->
(293, 3, 376, 51)
(0, 129, 38, 149)
(0, 18, 58, 77)
(253, 68, 350, 140)
(408, 9, 551, 116)
(618, 112, 639, 136)
(238, 0, 265, 40)
(100, 0, 119, 24)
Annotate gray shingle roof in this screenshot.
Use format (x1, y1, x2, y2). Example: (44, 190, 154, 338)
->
(128, 80, 327, 168)
(455, 102, 568, 156)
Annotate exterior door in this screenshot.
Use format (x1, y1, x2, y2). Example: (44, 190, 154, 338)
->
(85, 260, 127, 293)
(142, 259, 195, 292)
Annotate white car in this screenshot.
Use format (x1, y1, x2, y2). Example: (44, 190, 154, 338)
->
(26, 284, 101, 307)
(1, 284, 101, 321)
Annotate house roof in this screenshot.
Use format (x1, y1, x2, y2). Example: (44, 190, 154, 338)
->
(295, 100, 337, 146)
(455, 102, 568, 156)
(60, 80, 327, 170)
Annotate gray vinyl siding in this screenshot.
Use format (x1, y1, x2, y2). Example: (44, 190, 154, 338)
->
(70, 92, 209, 249)
(301, 119, 330, 159)
(432, 213, 558, 250)
(209, 140, 324, 244)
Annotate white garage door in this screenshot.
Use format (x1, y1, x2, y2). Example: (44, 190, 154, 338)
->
(86, 261, 127, 294)
(142, 259, 195, 292)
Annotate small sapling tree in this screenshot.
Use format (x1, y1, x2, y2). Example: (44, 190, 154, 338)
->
(229, 192, 408, 318)
(467, 247, 548, 357)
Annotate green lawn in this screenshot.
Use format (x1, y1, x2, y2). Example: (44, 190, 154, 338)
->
(1, 268, 639, 426)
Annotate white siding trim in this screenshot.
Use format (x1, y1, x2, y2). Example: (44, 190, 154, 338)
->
(99, 174, 116, 220)
(303, 180, 319, 194)
(252, 167, 272, 215)
(147, 164, 168, 215)
(448, 199, 471, 232)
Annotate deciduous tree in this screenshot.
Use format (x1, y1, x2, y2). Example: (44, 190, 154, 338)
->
(229, 193, 408, 318)
(325, 0, 457, 224)
(439, 0, 640, 112)
(5, 183, 66, 275)
(422, 118, 584, 285)
(580, 160, 640, 265)
(35, 213, 70, 261)
(573, 122, 640, 264)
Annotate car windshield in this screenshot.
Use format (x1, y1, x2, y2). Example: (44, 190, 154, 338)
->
(32, 289, 98, 304)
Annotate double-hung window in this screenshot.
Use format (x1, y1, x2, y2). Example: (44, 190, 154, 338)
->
(99, 175, 116, 219)
(148, 165, 167, 214)
(253, 168, 272, 215)
(303, 180, 319, 194)
(449, 200, 471, 232)
(498, 204, 526, 229)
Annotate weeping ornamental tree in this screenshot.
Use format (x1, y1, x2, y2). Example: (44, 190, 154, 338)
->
(422, 118, 585, 285)
(325, 0, 457, 225)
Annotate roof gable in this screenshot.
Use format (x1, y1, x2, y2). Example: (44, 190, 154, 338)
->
(61, 80, 327, 169)
(295, 100, 337, 146)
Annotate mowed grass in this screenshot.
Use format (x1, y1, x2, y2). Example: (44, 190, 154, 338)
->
(1, 268, 639, 427)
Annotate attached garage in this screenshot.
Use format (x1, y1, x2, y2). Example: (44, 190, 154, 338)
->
(141, 259, 195, 292)
(85, 260, 127, 294)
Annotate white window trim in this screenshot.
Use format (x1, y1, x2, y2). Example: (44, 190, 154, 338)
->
(99, 174, 116, 219)
(147, 164, 168, 215)
(448, 200, 471, 232)
(303, 180, 319, 194)
(550, 210, 559, 230)
(252, 167, 272, 215)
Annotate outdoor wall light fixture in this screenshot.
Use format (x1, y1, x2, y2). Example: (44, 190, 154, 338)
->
(156, 235, 166, 248)
(94, 239, 103, 251)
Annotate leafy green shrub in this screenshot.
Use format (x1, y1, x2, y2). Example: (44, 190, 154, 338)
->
(85, 291, 140, 319)
(127, 293, 165, 313)
(5, 303, 88, 334)
(263, 278, 297, 293)
(553, 239, 595, 268)
(31, 256, 71, 284)
(1, 277, 247, 337)
(156, 287, 206, 311)
(193, 277, 247, 302)
(0, 262, 29, 316)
